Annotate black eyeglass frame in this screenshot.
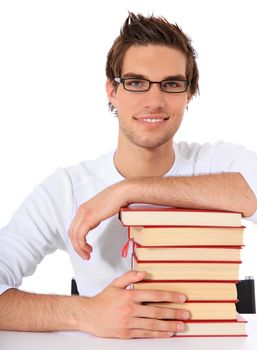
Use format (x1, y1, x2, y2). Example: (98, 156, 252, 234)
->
(114, 77, 191, 93)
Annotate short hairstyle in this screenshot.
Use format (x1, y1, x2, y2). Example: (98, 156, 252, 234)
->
(106, 12, 199, 112)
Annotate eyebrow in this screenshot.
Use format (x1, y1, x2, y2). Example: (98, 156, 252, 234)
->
(122, 72, 187, 80)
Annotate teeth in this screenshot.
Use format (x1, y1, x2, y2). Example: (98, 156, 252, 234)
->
(142, 118, 163, 123)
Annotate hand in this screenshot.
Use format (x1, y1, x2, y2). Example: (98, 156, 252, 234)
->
(79, 270, 190, 339)
(68, 180, 130, 259)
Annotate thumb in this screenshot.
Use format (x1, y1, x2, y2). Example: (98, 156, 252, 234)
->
(110, 270, 147, 289)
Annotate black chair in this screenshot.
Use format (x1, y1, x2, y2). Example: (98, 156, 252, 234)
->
(71, 276, 256, 314)
(236, 276, 256, 314)
(71, 278, 79, 295)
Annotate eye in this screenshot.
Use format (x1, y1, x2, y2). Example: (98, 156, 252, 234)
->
(163, 81, 180, 88)
(124, 79, 148, 90)
(162, 80, 186, 92)
(129, 80, 142, 86)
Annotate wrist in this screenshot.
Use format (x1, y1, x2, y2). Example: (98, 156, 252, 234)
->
(120, 177, 146, 205)
(68, 295, 92, 332)
(72, 295, 105, 335)
(112, 179, 136, 207)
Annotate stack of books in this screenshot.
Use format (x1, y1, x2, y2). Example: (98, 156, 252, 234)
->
(120, 205, 247, 337)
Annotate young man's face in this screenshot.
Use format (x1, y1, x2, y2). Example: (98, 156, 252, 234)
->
(106, 44, 191, 149)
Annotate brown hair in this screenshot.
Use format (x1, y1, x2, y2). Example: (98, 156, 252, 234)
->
(106, 12, 199, 112)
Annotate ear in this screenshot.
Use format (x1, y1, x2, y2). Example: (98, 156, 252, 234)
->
(186, 92, 192, 106)
(106, 78, 117, 109)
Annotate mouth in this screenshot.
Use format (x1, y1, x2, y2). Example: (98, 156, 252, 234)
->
(133, 116, 170, 126)
(133, 115, 169, 130)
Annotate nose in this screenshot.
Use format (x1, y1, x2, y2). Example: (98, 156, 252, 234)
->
(142, 83, 166, 110)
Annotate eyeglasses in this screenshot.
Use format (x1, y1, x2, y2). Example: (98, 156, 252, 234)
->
(114, 77, 191, 93)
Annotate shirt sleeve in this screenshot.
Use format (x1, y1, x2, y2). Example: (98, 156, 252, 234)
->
(209, 141, 257, 223)
(0, 168, 75, 295)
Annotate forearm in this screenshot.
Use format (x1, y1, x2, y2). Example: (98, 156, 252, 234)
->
(0, 272, 191, 339)
(126, 172, 257, 217)
(0, 288, 88, 332)
(68, 172, 257, 259)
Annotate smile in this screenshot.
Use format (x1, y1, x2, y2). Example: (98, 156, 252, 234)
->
(135, 117, 169, 123)
(142, 118, 165, 123)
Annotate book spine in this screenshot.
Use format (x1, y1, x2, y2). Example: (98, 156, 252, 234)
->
(133, 252, 242, 264)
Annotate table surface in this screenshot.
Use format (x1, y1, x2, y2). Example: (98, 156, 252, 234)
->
(0, 314, 256, 350)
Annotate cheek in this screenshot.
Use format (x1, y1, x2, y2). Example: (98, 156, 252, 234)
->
(167, 96, 188, 112)
(117, 93, 140, 114)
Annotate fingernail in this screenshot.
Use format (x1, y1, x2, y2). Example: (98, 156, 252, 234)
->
(136, 271, 146, 277)
(182, 311, 190, 319)
(168, 332, 174, 337)
(179, 295, 187, 302)
(176, 323, 185, 331)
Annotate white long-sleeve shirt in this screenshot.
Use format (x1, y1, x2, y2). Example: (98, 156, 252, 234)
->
(1, 141, 257, 296)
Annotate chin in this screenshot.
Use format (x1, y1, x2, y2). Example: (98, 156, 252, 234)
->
(130, 135, 172, 149)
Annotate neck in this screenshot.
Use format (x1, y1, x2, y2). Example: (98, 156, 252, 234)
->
(114, 138, 175, 179)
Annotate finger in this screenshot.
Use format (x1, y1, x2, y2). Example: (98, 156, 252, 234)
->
(77, 235, 92, 255)
(71, 229, 92, 260)
(131, 289, 187, 304)
(134, 304, 191, 320)
(72, 216, 98, 256)
(68, 210, 85, 239)
(125, 329, 175, 339)
(110, 270, 147, 289)
(79, 242, 93, 260)
(70, 213, 89, 244)
(69, 229, 92, 260)
(77, 243, 93, 260)
(128, 318, 186, 333)
(68, 215, 93, 258)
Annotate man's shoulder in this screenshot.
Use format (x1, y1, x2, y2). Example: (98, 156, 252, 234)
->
(174, 140, 242, 159)
(64, 149, 115, 188)
(173, 140, 250, 174)
(174, 140, 211, 161)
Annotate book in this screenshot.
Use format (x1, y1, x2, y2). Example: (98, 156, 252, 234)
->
(120, 205, 242, 227)
(175, 314, 247, 337)
(134, 245, 242, 262)
(133, 281, 238, 301)
(133, 257, 240, 281)
(120, 205, 247, 336)
(145, 301, 237, 320)
(129, 226, 244, 246)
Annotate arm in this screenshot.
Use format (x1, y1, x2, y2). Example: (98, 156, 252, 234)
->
(129, 173, 257, 216)
(68, 172, 257, 259)
(0, 271, 189, 338)
(0, 169, 189, 337)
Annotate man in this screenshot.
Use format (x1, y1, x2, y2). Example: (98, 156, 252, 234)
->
(0, 12, 257, 339)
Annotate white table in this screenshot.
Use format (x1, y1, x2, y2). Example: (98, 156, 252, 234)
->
(0, 314, 256, 350)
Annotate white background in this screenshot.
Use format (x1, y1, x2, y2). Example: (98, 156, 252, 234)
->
(0, 0, 257, 295)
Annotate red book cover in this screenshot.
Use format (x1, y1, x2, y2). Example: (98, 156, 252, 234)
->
(133, 243, 242, 263)
(120, 205, 240, 214)
(133, 252, 242, 264)
(132, 253, 240, 282)
(121, 226, 245, 257)
(173, 314, 247, 337)
(119, 205, 242, 227)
